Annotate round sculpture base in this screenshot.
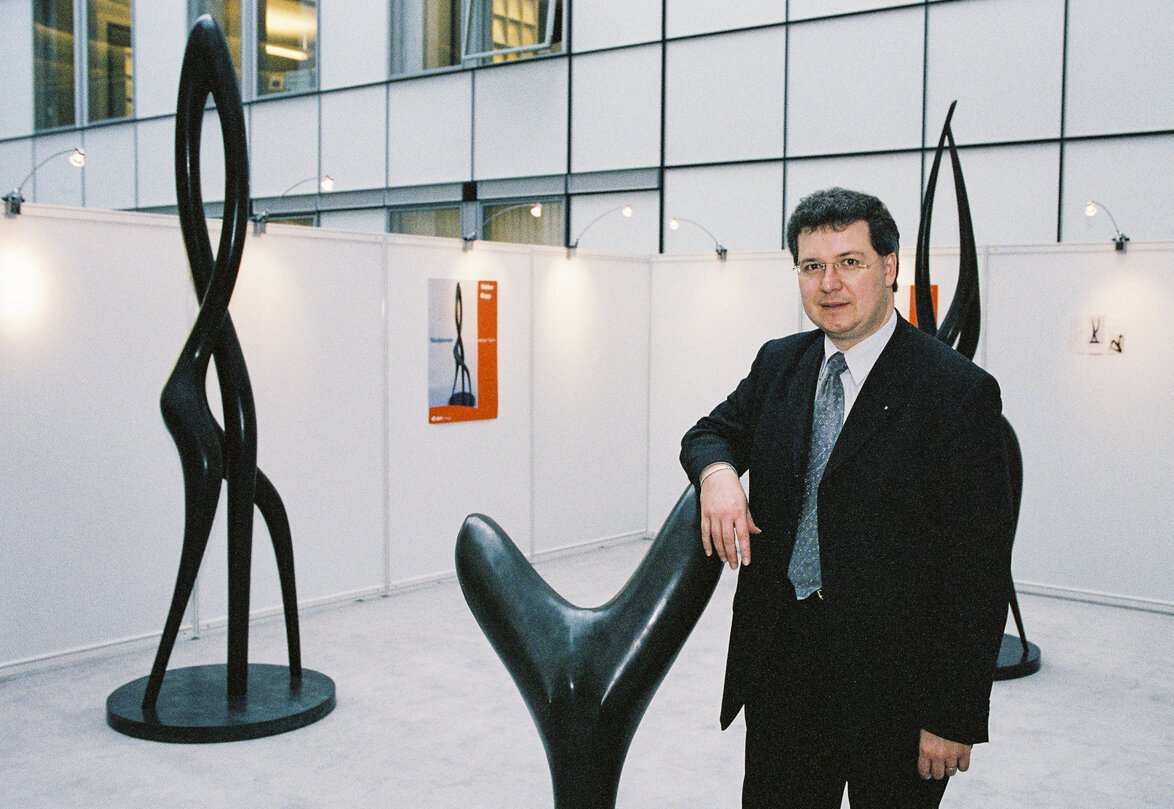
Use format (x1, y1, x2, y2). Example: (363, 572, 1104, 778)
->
(993, 634, 1041, 680)
(106, 663, 335, 743)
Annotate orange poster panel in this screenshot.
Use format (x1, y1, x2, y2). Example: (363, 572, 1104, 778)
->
(908, 284, 938, 328)
(428, 279, 498, 424)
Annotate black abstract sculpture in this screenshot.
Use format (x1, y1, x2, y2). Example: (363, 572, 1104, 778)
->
(914, 101, 1040, 680)
(106, 15, 334, 742)
(456, 486, 723, 809)
(448, 281, 475, 406)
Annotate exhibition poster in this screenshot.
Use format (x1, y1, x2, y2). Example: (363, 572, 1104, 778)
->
(428, 279, 498, 423)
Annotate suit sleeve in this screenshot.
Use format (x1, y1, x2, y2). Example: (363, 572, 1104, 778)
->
(918, 373, 1016, 745)
(679, 342, 773, 487)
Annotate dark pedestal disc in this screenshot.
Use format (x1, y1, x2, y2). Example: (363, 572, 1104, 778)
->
(993, 634, 1041, 681)
(107, 663, 335, 743)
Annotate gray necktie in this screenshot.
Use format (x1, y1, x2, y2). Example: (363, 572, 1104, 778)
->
(789, 351, 847, 599)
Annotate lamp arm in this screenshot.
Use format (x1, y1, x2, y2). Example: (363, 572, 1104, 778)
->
(569, 205, 628, 248)
(672, 217, 720, 248)
(465, 202, 538, 240)
(275, 175, 319, 200)
(1088, 200, 1123, 237)
(11, 148, 82, 194)
(671, 216, 728, 259)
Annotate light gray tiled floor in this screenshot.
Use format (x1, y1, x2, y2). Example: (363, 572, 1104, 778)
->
(1, 539, 1171, 808)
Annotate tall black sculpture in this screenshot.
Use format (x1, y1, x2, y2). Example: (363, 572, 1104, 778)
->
(106, 16, 335, 742)
(915, 101, 1040, 680)
(456, 486, 723, 809)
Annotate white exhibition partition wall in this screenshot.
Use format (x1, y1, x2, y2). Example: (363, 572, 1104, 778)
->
(384, 238, 534, 581)
(0, 208, 191, 663)
(531, 251, 651, 554)
(984, 243, 1174, 606)
(1, 204, 1171, 671)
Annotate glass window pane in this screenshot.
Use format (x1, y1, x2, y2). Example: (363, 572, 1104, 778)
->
(483, 199, 563, 246)
(391, 0, 460, 74)
(258, 0, 317, 96)
(34, 0, 75, 130)
(268, 215, 315, 227)
(463, 0, 561, 63)
(189, 1, 243, 79)
(389, 206, 462, 238)
(88, 0, 133, 122)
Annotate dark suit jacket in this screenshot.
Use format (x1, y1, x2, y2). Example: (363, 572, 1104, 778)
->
(681, 315, 1014, 745)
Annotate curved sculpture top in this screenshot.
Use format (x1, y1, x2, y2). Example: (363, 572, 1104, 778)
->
(914, 99, 981, 361)
(456, 486, 723, 809)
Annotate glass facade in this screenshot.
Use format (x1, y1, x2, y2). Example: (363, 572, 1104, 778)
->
(391, 0, 460, 75)
(389, 206, 462, 238)
(87, 0, 134, 122)
(257, 0, 318, 95)
(463, 0, 561, 62)
(33, 0, 75, 130)
(483, 199, 563, 245)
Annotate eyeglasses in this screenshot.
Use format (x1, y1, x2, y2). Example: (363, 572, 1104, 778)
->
(793, 257, 877, 278)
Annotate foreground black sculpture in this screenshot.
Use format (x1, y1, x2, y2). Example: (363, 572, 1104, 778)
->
(915, 101, 1040, 680)
(106, 15, 334, 742)
(457, 486, 723, 809)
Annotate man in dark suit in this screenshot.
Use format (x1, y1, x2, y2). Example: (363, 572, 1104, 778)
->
(680, 188, 1013, 808)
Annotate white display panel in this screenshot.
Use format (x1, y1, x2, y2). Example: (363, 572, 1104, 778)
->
(646, 253, 802, 527)
(0, 0, 33, 138)
(385, 239, 535, 580)
(530, 250, 651, 553)
(666, 0, 786, 39)
(664, 27, 786, 166)
(786, 8, 924, 157)
(191, 227, 388, 619)
(131, 1, 188, 119)
(926, 0, 1065, 145)
(82, 121, 137, 212)
(0, 210, 192, 663)
(321, 85, 388, 192)
(985, 244, 1174, 605)
(572, 0, 662, 52)
(1060, 135, 1174, 246)
(663, 163, 785, 254)
(319, 1, 391, 90)
(249, 95, 320, 199)
(473, 59, 569, 180)
(921, 143, 1061, 249)
(571, 46, 662, 174)
(1064, 0, 1174, 137)
(387, 71, 473, 187)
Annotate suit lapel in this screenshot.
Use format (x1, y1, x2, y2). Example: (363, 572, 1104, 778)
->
(824, 317, 920, 479)
(785, 337, 824, 472)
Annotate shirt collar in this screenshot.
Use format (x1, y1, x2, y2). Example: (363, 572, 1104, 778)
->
(823, 308, 898, 384)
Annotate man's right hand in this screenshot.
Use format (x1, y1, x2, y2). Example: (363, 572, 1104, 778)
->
(699, 464, 760, 569)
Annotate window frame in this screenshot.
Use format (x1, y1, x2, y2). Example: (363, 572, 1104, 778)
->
(460, 0, 559, 62)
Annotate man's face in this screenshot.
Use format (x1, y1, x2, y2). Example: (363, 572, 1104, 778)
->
(796, 220, 897, 351)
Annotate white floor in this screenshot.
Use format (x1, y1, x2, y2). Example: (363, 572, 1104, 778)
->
(1, 539, 1171, 808)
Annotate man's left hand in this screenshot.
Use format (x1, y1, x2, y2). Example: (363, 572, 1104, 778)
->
(918, 729, 971, 780)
